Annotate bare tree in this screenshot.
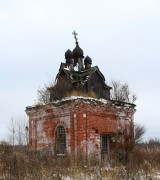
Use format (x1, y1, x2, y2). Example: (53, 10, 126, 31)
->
(8, 115, 28, 145)
(49, 77, 72, 101)
(37, 85, 50, 104)
(37, 77, 72, 103)
(116, 122, 146, 165)
(110, 80, 137, 103)
(134, 123, 146, 145)
(8, 117, 15, 146)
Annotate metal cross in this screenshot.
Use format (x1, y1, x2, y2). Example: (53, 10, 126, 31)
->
(72, 30, 78, 43)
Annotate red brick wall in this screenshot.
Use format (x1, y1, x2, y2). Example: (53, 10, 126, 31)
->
(26, 98, 135, 157)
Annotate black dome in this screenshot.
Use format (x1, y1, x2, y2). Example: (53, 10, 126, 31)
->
(84, 56, 92, 64)
(65, 49, 73, 59)
(72, 43, 84, 58)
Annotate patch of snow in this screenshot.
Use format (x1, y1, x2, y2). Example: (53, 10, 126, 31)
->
(86, 75, 90, 80)
(64, 66, 69, 70)
(99, 98, 108, 104)
(59, 96, 90, 102)
(70, 74, 73, 80)
(65, 176, 70, 180)
(154, 172, 160, 179)
(51, 96, 110, 105)
(74, 65, 78, 71)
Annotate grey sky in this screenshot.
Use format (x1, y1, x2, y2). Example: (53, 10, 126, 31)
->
(0, 0, 160, 141)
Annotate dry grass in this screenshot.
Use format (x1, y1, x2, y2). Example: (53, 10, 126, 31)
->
(67, 90, 98, 99)
(66, 90, 83, 97)
(88, 90, 98, 98)
(0, 143, 160, 179)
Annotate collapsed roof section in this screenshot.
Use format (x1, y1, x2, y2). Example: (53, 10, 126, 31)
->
(48, 31, 112, 101)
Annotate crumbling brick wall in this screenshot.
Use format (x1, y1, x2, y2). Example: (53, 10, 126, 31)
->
(26, 98, 135, 158)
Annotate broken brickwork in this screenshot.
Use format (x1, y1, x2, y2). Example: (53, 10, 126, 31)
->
(26, 97, 135, 159)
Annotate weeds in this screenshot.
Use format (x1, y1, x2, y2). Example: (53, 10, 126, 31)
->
(0, 143, 160, 179)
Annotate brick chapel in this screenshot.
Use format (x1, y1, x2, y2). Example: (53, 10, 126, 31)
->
(26, 31, 136, 160)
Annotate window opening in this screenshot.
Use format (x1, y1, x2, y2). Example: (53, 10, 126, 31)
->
(95, 129, 98, 134)
(101, 134, 108, 154)
(55, 126, 66, 154)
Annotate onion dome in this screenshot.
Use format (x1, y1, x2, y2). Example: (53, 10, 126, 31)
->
(72, 42, 84, 58)
(84, 56, 92, 65)
(65, 49, 73, 59)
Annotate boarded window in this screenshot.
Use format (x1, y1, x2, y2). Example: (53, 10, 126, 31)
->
(55, 126, 66, 154)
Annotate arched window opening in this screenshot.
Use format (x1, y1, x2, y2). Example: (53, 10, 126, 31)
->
(55, 126, 66, 154)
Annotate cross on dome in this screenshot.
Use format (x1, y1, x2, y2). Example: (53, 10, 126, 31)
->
(72, 30, 78, 44)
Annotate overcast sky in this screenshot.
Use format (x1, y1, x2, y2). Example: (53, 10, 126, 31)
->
(0, 0, 160, 141)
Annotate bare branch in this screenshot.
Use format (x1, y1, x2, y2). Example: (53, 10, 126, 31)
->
(110, 80, 137, 103)
(134, 124, 146, 144)
(8, 116, 28, 145)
